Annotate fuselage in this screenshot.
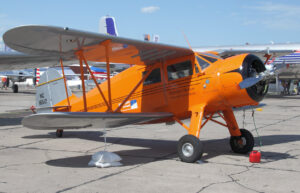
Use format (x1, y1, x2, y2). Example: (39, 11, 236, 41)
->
(55, 52, 266, 120)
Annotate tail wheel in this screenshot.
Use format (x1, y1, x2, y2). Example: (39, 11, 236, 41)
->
(56, 129, 64, 138)
(177, 135, 204, 163)
(230, 129, 254, 154)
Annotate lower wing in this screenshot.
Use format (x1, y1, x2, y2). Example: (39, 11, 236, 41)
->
(22, 112, 173, 130)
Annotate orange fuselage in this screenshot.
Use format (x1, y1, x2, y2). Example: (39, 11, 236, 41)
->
(55, 53, 260, 120)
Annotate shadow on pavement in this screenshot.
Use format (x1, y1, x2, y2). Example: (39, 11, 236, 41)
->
(22, 131, 300, 168)
(0, 117, 23, 126)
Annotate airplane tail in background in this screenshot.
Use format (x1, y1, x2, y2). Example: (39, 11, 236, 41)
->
(36, 68, 72, 113)
(99, 16, 118, 36)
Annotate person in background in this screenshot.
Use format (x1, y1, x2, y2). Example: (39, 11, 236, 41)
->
(298, 81, 300, 95)
(1, 77, 7, 89)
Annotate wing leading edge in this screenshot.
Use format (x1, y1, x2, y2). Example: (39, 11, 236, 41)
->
(3, 25, 193, 68)
(22, 112, 173, 130)
(194, 44, 300, 60)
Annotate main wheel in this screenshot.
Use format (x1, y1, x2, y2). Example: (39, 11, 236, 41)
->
(12, 84, 18, 93)
(230, 129, 254, 154)
(177, 135, 204, 163)
(56, 129, 64, 138)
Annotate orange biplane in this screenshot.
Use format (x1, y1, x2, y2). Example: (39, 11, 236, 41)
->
(1, 26, 269, 162)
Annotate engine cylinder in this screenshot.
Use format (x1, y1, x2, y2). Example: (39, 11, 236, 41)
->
(241, 54, 268, 102)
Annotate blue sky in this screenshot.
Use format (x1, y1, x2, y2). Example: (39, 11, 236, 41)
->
(1, 0, 300, 50)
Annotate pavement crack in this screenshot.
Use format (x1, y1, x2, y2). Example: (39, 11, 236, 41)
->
(17, 146, 87, 154)
(56, 152, 176, 193)
(196, 164, 263, 193)
(0, 139, 51, 150)
(227, 165, 264, 193)
(256, 114, 300, 130)
(196, 180, 233, 193)
(0, 162, 44, 169)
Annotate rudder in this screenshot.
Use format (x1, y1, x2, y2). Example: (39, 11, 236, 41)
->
(36, 68, 72, 113)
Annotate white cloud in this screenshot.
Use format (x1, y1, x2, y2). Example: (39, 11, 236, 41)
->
(251, 2, 300, 17)
(244, 2, 300, 30)
(141, 6, 160, 14)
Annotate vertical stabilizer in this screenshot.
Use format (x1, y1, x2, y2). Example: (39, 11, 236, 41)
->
(99, 16, 118, 36)
(36, 68, 72, 113)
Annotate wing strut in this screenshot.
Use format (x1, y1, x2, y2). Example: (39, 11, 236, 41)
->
(81, 54, 112, 112)
(102, 40, 113, 109)
(77, 51, 88, 112)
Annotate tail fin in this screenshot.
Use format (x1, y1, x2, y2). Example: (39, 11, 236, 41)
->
(36, 68, 72, 113)
(99, 16, 118, 36)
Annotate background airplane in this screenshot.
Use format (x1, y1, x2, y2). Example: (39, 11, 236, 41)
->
(0, 16, 119, 93)
(266, 51, 300, 94)
(0, 69, 34, 92)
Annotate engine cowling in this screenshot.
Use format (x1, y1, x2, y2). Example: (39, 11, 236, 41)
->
(241, 54, 268, 102)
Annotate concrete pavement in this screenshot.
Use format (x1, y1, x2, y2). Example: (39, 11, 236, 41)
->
(0, 90, 299, 193)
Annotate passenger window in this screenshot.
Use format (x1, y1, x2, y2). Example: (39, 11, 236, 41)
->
(200, 55, 218, 63)
(143, 68, 161, 85)
(167, 60, 193, 81)
(196, 56, 210, 70)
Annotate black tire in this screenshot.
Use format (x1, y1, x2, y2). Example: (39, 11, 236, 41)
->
(177, 135, 204, 163)
(56, 129, 64, 138)
(12, 84, 18, 93)
(230, 129, 254, 154)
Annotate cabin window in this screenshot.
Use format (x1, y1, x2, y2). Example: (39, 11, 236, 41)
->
(196, 56, 210, 70)
(167, 60, 193, 81)
(200, 54, 218, 63)
(143, 68, 161, 85)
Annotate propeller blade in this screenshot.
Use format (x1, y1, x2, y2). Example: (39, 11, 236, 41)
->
(239, 76, 263, 89)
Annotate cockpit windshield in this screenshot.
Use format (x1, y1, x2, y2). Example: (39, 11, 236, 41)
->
(196, 56, 210, 70)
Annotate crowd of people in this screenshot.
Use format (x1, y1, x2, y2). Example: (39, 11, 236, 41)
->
(281, 80, 300, 95)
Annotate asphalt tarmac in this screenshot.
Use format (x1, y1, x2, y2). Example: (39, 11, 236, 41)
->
(0, 90, 299, 193)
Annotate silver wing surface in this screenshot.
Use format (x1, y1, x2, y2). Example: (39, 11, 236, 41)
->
(22, 112, 173, 130)
(0, 52, 65, 71)
(194, 44, 300, 60)
(2, 25, 193, 69)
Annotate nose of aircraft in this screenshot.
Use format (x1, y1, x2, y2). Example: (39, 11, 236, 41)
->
(240, 54, 268, 102)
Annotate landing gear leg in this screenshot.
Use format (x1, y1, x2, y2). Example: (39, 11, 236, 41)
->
(223, 109, 254, 154)
(176, 105, 205, 163)
(56, 129, 64, 138)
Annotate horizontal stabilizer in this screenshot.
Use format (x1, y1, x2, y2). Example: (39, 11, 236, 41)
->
(22, 112, 173, 130)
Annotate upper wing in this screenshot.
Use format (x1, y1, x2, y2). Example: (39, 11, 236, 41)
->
(0, 52, 65, 71)
(194, 44, 300, 60)
(22, 112, 173, 130)
(2, 25, 193, 69)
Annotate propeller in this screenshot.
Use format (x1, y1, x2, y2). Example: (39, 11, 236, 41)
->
(239, 76, 263, 89)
